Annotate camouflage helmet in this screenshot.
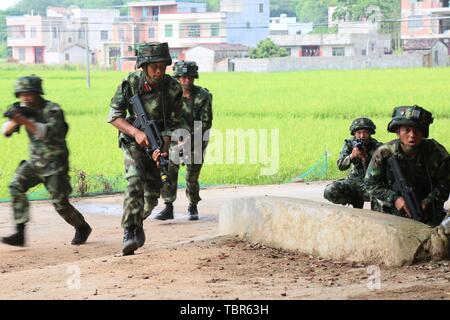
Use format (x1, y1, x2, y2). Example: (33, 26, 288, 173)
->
(14, 75, 44, 97)
(135, 42, 172, 69)
(349, 117, 376, 135)
(173, 60, 199, 79)
(387, 105, 433, 138)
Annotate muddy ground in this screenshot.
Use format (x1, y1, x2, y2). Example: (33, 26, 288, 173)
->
(0, 182, 449, 300)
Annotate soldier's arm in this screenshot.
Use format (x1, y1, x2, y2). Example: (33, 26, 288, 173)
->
(1, 119, 20, 137)
(200, 91, 213, 133)
(364, 149, 400, 207)
(336, 140, 352, 171)
(422, 147, 450, 208)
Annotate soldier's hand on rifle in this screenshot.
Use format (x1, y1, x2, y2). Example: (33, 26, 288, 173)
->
(350, 148, 367, 161)
(11, 113, 27, 125)
(395, 196, 412, 218)
(132, 129, 150, 147)
(152, 149, 168, 167)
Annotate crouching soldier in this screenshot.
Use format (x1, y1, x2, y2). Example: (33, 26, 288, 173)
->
(365, 105, 450, 227)
(324, 117, 382, 208)
(1, 75, 92, 247)
(155, 61, 213, 221)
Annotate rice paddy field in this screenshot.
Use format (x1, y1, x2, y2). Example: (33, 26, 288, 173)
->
(0, 64, 449, 199)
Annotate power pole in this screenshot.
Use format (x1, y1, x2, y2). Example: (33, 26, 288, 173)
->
(85, 22, 91, 89)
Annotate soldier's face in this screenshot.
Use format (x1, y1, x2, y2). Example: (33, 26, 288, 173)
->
(354, 129, 370, 141)
(397, 126, 423, 148)
(18, 92, 39, 107)
(145, 62, 166, 84)
(179, 76, 195, 90)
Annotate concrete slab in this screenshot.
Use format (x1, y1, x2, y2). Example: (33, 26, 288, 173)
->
(219, 196, 435, 267)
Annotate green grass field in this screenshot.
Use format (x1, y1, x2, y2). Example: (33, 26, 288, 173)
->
(0, 65, 450, 199)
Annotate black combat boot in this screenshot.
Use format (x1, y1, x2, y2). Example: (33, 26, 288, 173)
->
(154, 203, 174, 221)
(122, 227, 138, 256)
(135, 226, 146, 248)
(351, 198, 364, 209)
(2, 223, 25, 247)
(71, 222, 92, 245)
(188, 204, 199, 221)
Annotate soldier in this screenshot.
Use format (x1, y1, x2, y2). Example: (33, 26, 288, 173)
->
(108, 42, 182, 255)
(154, 61, 213, 221)
(324, 117, 382, 208)
(365, 105, 450, 227)
(1, 75, 92, 247)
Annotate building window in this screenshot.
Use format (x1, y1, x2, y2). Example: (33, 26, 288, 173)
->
(79, 27, 85, 40)
(285, 48, 291, 56)
(188, 24, 200, 37)
(52, 27, 58, 39)
(8, 25, 25, 39)
(332, 47, 345, 56)
(408, 15, 423, 29)
(68, 37, 72, 43)
(30, 27, 36, 38)
(211, 23, 220, 37)
(101, 30, 109, 41)
(165, 24, 173, 37)
(142, 7, 148, 17)
(246, 22, 250, 28)
(152, 7, 159, 21)
(362, 49, 367, 56)
(148, 27, 155, 38)
(18, 48, 25, 61)
(65, 53, 70, 61)
(191, 7, 197, 13)
(119, 28, 125, 41)
(259, 4, 264, 13)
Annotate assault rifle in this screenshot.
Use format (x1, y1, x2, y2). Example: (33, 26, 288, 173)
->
(388, 156, 423, 221)
(123, 94, 170, 185)
(3, 103, 37, 119)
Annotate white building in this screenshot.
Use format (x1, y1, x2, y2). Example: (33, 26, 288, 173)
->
(269, 14, 313, 36)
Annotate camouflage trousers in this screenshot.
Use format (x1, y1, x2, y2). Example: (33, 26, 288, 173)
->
(121, 143, 161, 229)
(160, 161, 203, 205)
(323, 178, 370, 209)
(9, 160, 86, 227)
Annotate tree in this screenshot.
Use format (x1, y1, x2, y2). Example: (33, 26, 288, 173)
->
(271, 0, 298, 18)
(332, 0, 400, 21)
(296, 0, 336, 25)
(249, 38, 288, 59)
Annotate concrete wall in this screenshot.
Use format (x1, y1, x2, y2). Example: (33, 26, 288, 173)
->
(231, 54, 425, 72)
(219, 196, 436, 266)
(185, 46, 216, 72)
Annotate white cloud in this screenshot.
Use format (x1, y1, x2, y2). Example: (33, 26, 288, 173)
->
(0, 0, 20, 11)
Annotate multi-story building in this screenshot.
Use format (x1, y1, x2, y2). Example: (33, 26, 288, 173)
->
(401, 0, 450, 39)
(105, 0, 269, 70)
(269, 14, 313, 36)
(6, 6, 119, 64)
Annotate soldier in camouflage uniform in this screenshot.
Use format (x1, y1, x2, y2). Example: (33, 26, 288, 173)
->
(1, 75, 92, 247)
(155, 61, 213, 221)
(108, 42, 182, 255)
(365, 105, 450, 227)
(324, 117, 382, 208)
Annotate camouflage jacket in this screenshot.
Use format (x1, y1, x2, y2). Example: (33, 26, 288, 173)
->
(4, 99, 69, 176)
(180, 85, 213, 138)
(365, 139, 450, 214)
(337, 137, 382, 182)
(108, 71, 182, 138)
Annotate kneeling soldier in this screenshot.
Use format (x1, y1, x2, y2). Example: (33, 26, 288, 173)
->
(324, 117, 382, 208)
(365, 105, 450, 227)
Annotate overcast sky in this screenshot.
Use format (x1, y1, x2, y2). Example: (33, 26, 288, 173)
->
(0, 0, 19, 10)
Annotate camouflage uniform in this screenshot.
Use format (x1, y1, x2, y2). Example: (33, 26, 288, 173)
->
(108, 46, 182, 230)
(161, 85, 213, 206)
(324, 118, 382, 208)
(365, 106, 450, 226)
(2, 75, 91, 247)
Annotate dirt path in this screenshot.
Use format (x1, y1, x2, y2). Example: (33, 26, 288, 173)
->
(0, 182, 449, 300)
